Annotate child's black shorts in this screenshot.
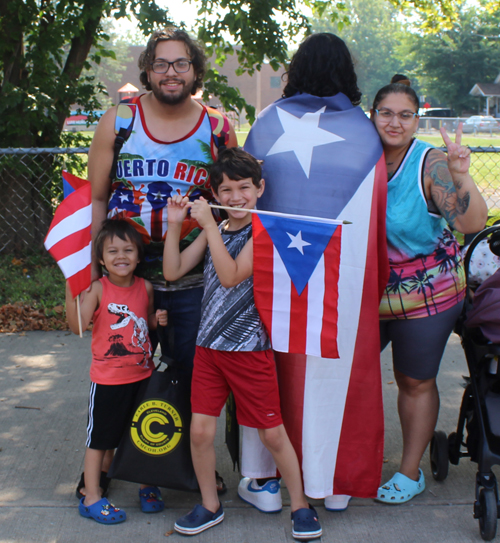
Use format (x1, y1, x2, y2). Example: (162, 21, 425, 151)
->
(86, 379, 147, 450)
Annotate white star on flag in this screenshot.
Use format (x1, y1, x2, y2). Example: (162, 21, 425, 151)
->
(119, 193, 129, 203)
(266, 106, 345, 178)
(154, 190, 166, 200)
(287, 231, 311, 255)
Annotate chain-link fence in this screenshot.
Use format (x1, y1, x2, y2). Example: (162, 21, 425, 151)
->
(470, 147, 500, 210)
(0, 148, 89, 255)
(1, 146, 499, 255)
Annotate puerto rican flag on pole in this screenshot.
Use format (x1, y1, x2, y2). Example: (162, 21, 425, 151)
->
(62, 169, 89, 198)
(44, 174, 92, 299)
(242, 92, 389, 499)
(253, 213, 341, 359)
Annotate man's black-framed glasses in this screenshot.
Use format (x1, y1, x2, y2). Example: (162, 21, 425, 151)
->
(151, 59, 192, 74)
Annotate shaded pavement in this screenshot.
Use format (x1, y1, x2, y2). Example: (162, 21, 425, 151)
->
(0, 331, 495, 542)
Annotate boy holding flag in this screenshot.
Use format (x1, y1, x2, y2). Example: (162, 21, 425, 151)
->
(163, 148, 322, 540)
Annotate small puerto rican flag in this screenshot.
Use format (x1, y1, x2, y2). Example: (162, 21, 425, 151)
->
(253, 213, 341, 359)
(44, 174, 92, 298)
(62, 170, 89, 198)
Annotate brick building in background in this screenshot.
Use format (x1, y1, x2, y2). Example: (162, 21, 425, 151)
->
(104, 45, 286, 124)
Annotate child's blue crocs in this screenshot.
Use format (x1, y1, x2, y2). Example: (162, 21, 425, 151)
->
(174, 503, 224, 535)
(79, 497, 126, 524)
(291, 504, 322, 540)
(139, 486, 165, 513)
(375, 469, 425, 504)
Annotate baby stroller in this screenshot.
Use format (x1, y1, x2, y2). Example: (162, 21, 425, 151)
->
(429, 225, 500, 541)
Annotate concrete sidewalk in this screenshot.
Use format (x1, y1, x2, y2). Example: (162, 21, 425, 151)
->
(0, 331, 495, 542)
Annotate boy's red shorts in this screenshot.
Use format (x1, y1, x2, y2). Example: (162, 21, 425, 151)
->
(191, 346, 283, 429)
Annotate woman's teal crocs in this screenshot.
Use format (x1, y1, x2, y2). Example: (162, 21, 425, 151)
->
(375, 469, 425, 504)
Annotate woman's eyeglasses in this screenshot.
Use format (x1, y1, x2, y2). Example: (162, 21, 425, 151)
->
(375, 108, 418, 124)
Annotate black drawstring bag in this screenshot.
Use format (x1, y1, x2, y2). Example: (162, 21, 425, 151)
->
(108, 364, 198, 491)
(225, 391, 240, 470)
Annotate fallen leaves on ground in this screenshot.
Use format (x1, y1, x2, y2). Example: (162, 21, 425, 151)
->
(0, 303, 69, 332)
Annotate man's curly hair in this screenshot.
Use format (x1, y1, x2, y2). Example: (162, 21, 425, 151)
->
(283, 33, 362, 106)
(138, 28, 207, 94)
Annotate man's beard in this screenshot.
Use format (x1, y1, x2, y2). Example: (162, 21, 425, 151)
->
(151, 77, 195, 106)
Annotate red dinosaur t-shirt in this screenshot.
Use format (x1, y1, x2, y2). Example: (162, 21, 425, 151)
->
(90, 276, 154, 385)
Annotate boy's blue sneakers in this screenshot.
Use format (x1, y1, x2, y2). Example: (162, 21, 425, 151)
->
(291, 504, 322, 540)
(237, 477, 283, 513)
(174, 503, 224, 535)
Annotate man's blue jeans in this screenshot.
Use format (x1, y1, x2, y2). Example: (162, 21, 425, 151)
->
(151, 287, 203, 372)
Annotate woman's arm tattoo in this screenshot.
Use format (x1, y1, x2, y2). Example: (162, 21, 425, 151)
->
(425, 150, 470, 227)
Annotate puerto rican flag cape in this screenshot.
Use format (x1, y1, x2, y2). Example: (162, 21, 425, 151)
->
(243, 92, 389, 498)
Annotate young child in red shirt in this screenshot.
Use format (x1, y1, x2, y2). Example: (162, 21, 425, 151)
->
(66, 219, 167, 524)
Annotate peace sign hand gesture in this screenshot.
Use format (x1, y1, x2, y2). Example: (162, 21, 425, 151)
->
(440, 122, 471, 177)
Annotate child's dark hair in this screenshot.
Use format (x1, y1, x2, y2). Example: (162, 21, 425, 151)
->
(94, 219, 144, 263)
(210, 147, 262, 193)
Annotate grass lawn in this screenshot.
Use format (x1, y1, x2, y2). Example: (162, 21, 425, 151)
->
(418, 134, 500, 199)
(418, 134, 500, 148)
(0, 253, 67, 332)
(236, 126, 250, 147)
(0, 253, 65, 309)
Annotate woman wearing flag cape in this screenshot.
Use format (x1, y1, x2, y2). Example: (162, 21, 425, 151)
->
(240, 33, 389, 511)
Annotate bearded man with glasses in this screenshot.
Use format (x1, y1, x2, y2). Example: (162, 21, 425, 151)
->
(84, 27, 237, 506)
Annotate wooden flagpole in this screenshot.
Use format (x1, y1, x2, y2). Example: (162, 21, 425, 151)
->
(76, 294, 83, 338)
(209, 204, 351, 225)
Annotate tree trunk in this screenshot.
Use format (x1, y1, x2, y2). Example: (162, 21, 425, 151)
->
(52, 0, 106, 137)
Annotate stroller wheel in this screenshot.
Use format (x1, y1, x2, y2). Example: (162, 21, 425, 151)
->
(430, 430, 449, 481)
(478, 488, 497, 541)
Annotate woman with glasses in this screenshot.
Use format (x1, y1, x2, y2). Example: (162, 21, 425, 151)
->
(371, 80, 487, 503)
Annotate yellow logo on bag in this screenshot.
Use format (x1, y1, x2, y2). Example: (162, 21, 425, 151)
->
(130, 399, 183, 456)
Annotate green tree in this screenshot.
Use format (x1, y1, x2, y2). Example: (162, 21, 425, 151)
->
(0, 0, 465, 149)
(0, 0, 345, 148)
(1, 1, 164, 148)
(83, 20, 135, 109)
(0, 0, 466, 253)
(404, 2, 500, 114)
